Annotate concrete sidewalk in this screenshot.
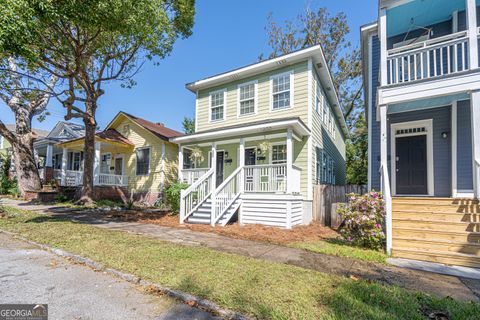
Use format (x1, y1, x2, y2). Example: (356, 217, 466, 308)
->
(2, 197, 480, 302)
(0, 232, 217, 320)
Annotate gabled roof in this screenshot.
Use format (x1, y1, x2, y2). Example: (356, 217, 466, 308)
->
(46, 121, 85, 139)
(56, 129, 133, 148)
(185, 45, 349, 137)
(106, 111, 184, 141)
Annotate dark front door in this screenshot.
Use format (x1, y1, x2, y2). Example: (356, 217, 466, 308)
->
(216, 151, 224, 187)
(245, 148, 256, 166)
(396, 135, 428, 195)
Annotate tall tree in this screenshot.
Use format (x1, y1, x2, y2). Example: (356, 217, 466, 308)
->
(0, 0, 195, 204)
(0, 57, 57, 196)
(262, 7, 362, 120)
(182, 116, 195, 134)
(262, 5, 367, 185)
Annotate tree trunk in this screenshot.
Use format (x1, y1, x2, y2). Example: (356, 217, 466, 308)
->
(11, 134, 42, 197)
(77, 101, 97, 205)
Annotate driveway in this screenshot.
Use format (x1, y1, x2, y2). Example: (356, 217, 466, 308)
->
(0, 233, 218, 320)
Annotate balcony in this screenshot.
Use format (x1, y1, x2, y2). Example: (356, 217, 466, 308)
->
(386, 31, 469, 85)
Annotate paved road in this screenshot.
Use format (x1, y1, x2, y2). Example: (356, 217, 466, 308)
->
(0, 233, 218, 320)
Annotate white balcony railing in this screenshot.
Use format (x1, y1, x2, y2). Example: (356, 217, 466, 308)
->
(98, 173, 129, 187)
(181, 168, 209, 184)
(387, 31, 469, 85)
(65, 170, 83, 187)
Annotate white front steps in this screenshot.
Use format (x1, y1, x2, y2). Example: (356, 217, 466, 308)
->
(186, 197, 240, 226)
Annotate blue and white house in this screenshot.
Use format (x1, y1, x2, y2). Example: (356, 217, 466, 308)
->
(362, 0, 480, 268)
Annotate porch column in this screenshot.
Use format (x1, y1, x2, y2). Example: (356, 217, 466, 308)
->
(470, 91, 480, 198)
(239, 138, 245, 193)
(210, 142, 217, 226)
(379, 7, 388, 86)
(61, 148, 68, 186)
(466, 0, 479, 69)
(178, 145, 184, 183)
(93, 142, 101, 186)
(33, 148, 39, 168)
(380, 105, 393, 255)
(286, 128, 293, 194)
(45, 144, 53, 167)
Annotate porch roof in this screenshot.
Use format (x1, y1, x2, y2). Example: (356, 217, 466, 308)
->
(170, 117, 310, 145)
(56, 129, 134, 149)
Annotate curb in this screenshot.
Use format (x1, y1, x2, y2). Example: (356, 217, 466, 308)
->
(0, 229, 251, 320)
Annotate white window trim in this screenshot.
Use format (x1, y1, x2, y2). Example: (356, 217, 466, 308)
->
(237, 80, 258, 118)
(114, 154, 125, 176)
(390, 119, 434, 197)
(135, 147, 151, 176)
(269, 142, 287, 164)
(270, 70, 294, 112)
(100, 152, 112, 174)
(208, 88, 227, 123)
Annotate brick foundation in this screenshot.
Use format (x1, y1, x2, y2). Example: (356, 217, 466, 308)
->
(24, 190, 59, 202)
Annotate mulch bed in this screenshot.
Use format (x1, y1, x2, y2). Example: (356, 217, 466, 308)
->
(104, 210, 339, 244)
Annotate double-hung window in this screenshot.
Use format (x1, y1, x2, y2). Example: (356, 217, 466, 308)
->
(316, 84, 323, 120)
(322, 151, 328, 184)
(271, 144, 287, 164)
(315, 147, 322, 184)
(271, 72, 292, 110)
(210, 90, 225, 121)
(238, 82, 256, 116)
(136, 148, 150, 176)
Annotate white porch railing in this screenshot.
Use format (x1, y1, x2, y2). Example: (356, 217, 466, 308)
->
(181, 168, 209, 184)
(98, 174, 129, 187)
(380, 164, 392, 255)
(38, 168, 45, 180)
(65, 170, 83, 187)
(211, 166, 242, 226)
(180, 168, 215, 223)
(54, 169, 62, 180)
(387, 31, 469, 85)
(244, 164, 287, 193)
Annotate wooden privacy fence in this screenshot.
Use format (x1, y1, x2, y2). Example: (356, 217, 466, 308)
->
(312, 184, 368, 228)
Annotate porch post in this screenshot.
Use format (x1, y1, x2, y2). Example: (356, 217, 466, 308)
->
(93, 142, 101, 186)
(380, 104, 392, 254)
(470, 91, 480, 198)
(286, 128, 293, 194)
(45, 144, 53, 167)
(33, 148, 39, 168)
(210, 142, 217, 226)
(466, 0, 479, 70)
(239, 138, 245, 193)
(379, 7, 388, 86)
(178, 145, 184, 183)
(61, 148, 68, 186)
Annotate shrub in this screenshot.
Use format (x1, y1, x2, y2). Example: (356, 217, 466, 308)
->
(95, 199, 123, 208)
(337, 191, 386, 250)
(55, 194, 69, 203)
(164, 182, 189, 214)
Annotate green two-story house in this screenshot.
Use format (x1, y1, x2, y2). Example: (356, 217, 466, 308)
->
(171, 46, 348, 228)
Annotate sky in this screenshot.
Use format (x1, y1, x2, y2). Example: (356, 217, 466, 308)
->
(0, 0, 377, 133)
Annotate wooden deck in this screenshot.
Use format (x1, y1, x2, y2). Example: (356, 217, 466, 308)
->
(392, 197, 480, 268)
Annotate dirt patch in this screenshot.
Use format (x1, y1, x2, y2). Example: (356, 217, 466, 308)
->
(104, 210, 339, 244)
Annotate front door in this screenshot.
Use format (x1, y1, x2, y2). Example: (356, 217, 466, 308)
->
(396, 135, 428, 195)
(114, 157, 123, 175)
(215, 151, 224, 187)
(245, 148, 256, 166)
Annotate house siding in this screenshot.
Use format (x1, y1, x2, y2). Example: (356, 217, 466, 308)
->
(370, 35, 382, 191)
(311, 68, 346, 185)
(388, 106, 452, 197)
(109, 115, 178, 193)
(196, 61, 309, 131)
(457, 99, 473, 191)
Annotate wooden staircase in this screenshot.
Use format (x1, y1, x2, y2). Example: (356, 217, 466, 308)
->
(392, 197, 480, 268)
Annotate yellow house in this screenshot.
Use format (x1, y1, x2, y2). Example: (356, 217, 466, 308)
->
(55, 112, 182, 204)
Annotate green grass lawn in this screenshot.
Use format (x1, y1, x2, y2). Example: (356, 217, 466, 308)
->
(290, 239, 388, 264)
(0, 205, 478, 320)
